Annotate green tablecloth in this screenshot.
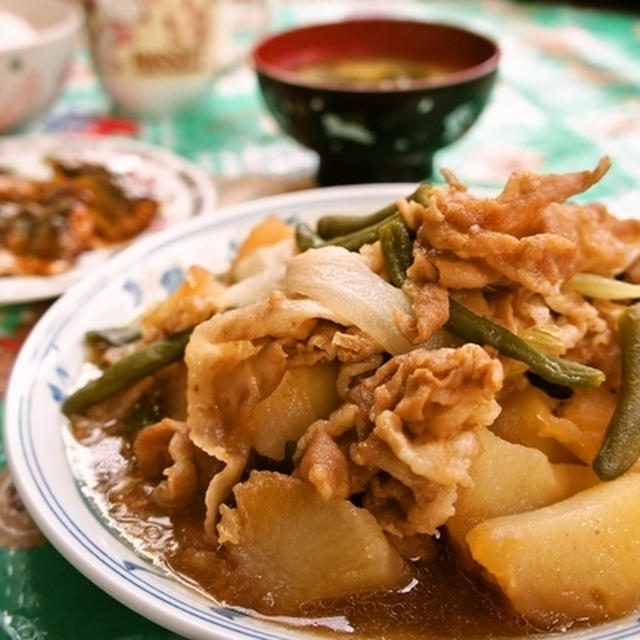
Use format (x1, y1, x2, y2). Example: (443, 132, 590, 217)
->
(33, 0, 640, 206)
(1, 1, 639, 638)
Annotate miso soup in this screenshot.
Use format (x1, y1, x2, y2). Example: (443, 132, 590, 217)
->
(294, 56, 456, 88)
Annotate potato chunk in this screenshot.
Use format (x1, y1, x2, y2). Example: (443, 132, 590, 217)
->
(447, 428, 597, 563)
(218, 471, 407, 611)
(490, 385, 577, 463)
(252, 362, 339, 460)
(467, 473, 640, 625)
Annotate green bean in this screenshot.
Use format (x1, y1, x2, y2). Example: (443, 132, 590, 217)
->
(316, 183, 431, 239)
(295, 223, 322, 251)
(356, 217, 605, 389)
(379, 218, 414, 287)
(85, 325, 142, 347)
(327, 212, 402, 251)
(61, 329, 191, 416)
(593, 304, 640, 480)
(316, 202, 397, 240)
(295, 212, 402, 253)
(296, 182, 430, 252)
(446, 299, 605, 389)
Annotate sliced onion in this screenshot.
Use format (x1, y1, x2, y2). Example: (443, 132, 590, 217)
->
(519, 325, 567, 356)
(283, 246, 414, 355)
(221, 264, 286, 309)
(565, 273, 640, 300)
(221, 240, 295, 309)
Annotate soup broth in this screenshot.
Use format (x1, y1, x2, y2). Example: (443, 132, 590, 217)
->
(294, 56, 457, 88)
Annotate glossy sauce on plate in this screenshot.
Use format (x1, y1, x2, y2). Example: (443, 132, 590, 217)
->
(70, 402, 540, 640)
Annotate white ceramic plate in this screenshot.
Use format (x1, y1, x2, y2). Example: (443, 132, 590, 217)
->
(4, 184, 640, 640)
(0, 133, 217, 304)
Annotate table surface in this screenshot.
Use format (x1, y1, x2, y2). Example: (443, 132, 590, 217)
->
(1, 1, 640, 638)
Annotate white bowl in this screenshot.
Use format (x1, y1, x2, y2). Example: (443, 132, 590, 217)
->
(0, 0, 82, 132)
(5, 183, 640, 640)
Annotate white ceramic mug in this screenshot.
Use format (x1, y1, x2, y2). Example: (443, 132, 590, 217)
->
(85, 0, 268, 115)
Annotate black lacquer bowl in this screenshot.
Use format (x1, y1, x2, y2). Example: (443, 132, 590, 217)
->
(252, 18, 500, 184)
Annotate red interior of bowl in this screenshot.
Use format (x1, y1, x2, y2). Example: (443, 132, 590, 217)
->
(253, 18, 500, 90)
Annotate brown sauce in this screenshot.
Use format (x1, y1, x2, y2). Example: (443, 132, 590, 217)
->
(69, 414, 555, 640)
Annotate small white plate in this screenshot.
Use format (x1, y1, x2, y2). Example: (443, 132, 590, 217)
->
(4, 184, 640, 640)
(0, 133, 217, 304)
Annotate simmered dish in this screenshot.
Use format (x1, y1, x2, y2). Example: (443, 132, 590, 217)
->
(0, 157, 159, 276)
(64, 159, 640, 638)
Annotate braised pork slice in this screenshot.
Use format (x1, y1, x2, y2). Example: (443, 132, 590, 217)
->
(296, 343, 504, 536)
(185, 292, 360, 538)
(399, 158, 618, 297)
